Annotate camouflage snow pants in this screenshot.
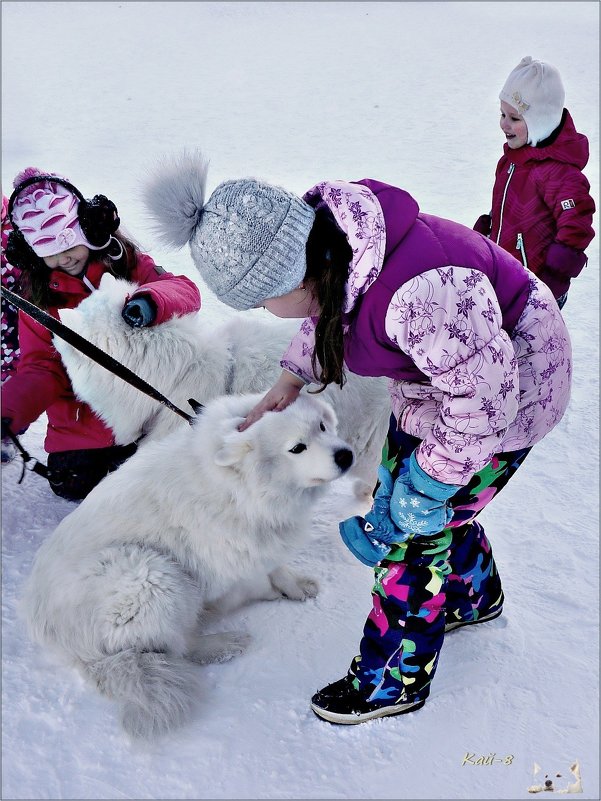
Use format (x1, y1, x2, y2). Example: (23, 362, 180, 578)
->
(349, 417, 530, 705)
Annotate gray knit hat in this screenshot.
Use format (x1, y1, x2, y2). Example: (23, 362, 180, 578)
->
(190, 179, 315, 310)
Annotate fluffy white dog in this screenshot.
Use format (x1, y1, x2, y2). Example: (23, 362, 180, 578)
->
(528, 761, 583, 794)
(55, 273, 390, 500)
(21, 392, 354, 739)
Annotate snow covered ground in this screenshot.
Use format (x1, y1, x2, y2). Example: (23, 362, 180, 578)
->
(1, 2, 599, 799)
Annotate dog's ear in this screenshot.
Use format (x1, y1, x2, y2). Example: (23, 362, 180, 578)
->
(99, 273, 116, 290)
(58, 307, 82, 329)
(214, 430, 253, 467)
(320, 401, 338, 431)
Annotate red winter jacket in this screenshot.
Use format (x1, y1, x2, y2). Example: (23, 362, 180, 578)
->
(1, 254, 201, 452)
(482, 110, 595, 298)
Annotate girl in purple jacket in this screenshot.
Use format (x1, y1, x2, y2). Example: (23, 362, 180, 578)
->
(475, 56, 595, 306)
(145, 157, 571, 724)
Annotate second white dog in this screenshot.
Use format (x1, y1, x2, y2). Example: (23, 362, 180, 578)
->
(54, 273, 390, 500)
(21, 392, 354, 739)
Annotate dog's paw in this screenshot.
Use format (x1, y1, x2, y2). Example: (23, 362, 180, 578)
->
(292, 576, 319, 600)
(269, 566, 319, 601)
(187, 631, 251, 664)
(352, 477, 376, 504)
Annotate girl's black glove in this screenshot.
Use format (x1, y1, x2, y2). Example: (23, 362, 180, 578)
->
(121, 296, 156, 328)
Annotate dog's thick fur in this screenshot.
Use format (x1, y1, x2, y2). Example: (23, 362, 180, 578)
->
(21, 392, 354, 738)
(54, 273, 390, 500)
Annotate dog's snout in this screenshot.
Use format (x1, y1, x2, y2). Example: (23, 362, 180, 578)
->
(335, 448, 354, 472)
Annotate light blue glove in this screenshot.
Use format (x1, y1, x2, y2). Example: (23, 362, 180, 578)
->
(339, 465, 410, 567)
(390, 451, 461, 536)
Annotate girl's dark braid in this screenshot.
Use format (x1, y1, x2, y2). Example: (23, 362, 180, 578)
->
(304, 203, 353, 391)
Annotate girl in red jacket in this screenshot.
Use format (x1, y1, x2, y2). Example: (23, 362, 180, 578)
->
(1, 167, 201, 500)
(475, 56, 595, 306)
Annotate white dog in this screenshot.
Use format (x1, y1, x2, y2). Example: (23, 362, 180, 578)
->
(21, 392, 354, 739)
(55, 273, 390, 501)
(528, 761, 583, 794)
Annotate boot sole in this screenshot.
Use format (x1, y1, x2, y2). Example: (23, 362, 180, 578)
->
(444, 606, 503, 633)
(311, 697, 426, 725)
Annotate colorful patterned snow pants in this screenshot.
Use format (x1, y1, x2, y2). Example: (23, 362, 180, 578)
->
(349, 417, 530, 704)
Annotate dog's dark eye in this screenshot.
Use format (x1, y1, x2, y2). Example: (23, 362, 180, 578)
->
(289, 443, 307, 454)
(320, 422, 326, 431)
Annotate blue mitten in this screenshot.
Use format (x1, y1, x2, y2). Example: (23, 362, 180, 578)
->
(339, 465, 410, 567)
(122, 296, 156, 328)
(390, 450, 461, 536)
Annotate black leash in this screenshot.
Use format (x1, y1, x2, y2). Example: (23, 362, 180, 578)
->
(1, 286, 203, 485)
(2, 286, 199, 424)
(2, 423, 49, 483)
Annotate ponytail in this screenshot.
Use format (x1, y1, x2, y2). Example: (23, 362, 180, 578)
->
(304, 204, 353, 391)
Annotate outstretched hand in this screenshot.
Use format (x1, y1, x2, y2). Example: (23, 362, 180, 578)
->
(238, 371, 305, 431)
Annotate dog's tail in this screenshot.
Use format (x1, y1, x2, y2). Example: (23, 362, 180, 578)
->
(142, 149, 209, 248)
(85, 649, 202, 739)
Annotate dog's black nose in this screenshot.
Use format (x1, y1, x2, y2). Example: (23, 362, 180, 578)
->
(335, 448, 354, 472)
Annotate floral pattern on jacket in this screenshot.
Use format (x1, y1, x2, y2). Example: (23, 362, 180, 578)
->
(282, 181, 572, 485)
(386, 267, 570, 483)
(304, 180, 386, 313)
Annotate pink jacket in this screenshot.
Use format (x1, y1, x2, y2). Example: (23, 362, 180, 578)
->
(282, 181, 572, 485)
(2, 255, 201, 452)
(487, 110, 595, 298)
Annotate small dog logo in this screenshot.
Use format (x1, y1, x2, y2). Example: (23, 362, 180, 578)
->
(528, 760, 582, 794)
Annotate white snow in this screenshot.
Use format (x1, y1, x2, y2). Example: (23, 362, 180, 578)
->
(1, 2, 598, 799)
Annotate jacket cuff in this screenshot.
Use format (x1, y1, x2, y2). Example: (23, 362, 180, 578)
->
(409, 450, 461, 501)
(545, 242, 587, 279)
(473, 214, 492, 237)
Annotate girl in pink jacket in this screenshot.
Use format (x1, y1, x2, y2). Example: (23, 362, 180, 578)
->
(475, 56, 595, 305)
(1, 168, 201, 500)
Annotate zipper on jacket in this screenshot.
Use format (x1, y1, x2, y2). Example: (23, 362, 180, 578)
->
(495, 162, 515, 245)
(516, 232, 528, 269)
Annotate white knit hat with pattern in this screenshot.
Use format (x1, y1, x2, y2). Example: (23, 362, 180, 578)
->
(10, 167, 105, 257)
(499, 56, 565, 146)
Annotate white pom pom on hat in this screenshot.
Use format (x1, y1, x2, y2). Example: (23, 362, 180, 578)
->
(499, 56, 565, 146)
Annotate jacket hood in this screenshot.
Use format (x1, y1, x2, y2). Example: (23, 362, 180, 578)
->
(303, 179, 418, 313)
(504, 109, 589, 170)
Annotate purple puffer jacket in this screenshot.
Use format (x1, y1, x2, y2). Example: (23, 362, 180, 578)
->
(282, 180, 572, 485)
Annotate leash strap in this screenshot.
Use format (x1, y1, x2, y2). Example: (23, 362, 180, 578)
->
(2, 286, 197, 424)
(2, 424, 49, 482)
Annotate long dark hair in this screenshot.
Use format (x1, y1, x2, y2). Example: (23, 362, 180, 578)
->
(17, 232, 140, 309)
(304, 203, 353, 391)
